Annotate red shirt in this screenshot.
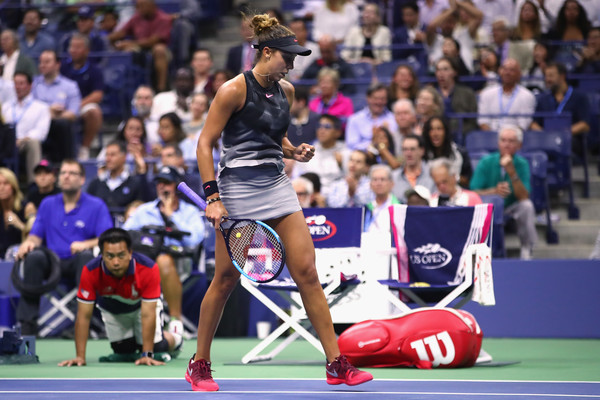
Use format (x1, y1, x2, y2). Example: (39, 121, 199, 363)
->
(77, 253, 161, 314)
(121, 10, 172, 44)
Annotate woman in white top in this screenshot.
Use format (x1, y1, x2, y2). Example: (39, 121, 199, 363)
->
(341, 3, 392, 64)
(312, 0, 360, 43)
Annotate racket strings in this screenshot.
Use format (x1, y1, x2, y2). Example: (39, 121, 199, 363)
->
(228, 221, 284, 280)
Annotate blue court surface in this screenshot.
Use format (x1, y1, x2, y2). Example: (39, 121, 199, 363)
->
(1, 378, 599, 399)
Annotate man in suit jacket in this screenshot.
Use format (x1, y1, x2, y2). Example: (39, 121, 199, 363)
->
(225, 17, 255, 75)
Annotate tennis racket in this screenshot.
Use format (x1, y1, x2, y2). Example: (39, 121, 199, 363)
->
(177, 182, 286, 283)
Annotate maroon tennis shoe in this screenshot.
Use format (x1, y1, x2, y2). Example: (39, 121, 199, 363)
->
(326, 355, 373, 386)
(185, 354, 219, 391)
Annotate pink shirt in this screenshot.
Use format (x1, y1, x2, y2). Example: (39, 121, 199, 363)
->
(309, 92, 354, 121)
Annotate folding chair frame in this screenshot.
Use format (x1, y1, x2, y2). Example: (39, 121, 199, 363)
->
(377, 246, 479, 314)
(239, 248, 361, 364)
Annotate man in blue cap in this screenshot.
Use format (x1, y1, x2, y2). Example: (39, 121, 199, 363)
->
(122, 166, 205, 337)
(60, 6, 107, 58)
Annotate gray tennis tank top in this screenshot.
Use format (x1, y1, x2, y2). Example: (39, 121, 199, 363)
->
(219, 70, 290, 173)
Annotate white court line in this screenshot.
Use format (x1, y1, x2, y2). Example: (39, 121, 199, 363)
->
(2, 378, 600, 384)
(0, 391, 599, 398)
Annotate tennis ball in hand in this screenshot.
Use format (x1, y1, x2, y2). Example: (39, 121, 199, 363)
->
(236, 232, 241, 238)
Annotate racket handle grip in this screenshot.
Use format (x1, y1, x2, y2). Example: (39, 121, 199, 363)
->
(177, 182, 207, 210)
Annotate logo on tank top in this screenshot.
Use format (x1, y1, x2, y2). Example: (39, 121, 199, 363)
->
(265, 94, 274, 98)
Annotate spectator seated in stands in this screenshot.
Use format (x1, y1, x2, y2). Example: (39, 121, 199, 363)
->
(17, 9, 56, 60)
(387, 64, 420, 107)
(0, 29, 36, 81)
(190, 49, 214, 98)
(490, 17, 533, 74)
(477, 58, 536, 132)
(526, 41, 550, 93)
(0, 168, 26, 261)
(575, 27, 600, 73)
(181, 93, 209, 158)
(301, 34, 357, 95)
(308, 68, 354, 125)
(393, 1, 427, 60)
(60, 34, 104, 161)
(425, 2, 477, 74)
(327, 149, 374, 208)
(295, 114, 350, 198)
(422, 116, 472, 188)
(391, 134, 436, 203)
(312, 0, 360, 44)
(60, 6, 108, 64)
(225, 16, 255, 75)
(472, 46, 500, 90)
(154, 112, 186, 158)
(87, 140, 150, 221)
(287, 18, 320, 82)
(150, 67, 194, 125)
(15, 159, 113, 335)
(122, 166, 205, 330)
(292, 176, 314, 209)
(469, 125, 537, 260)
(544, 0, 590, 42)
(434, 56, 478, 136)
(341, 3, 392, 65)
(512, 0, 543, 42)
(530, 62, 591, 158)
(58, 228, 182, 367)
(405, 184, 431, 206)
(288, 86, 320, 147)
(23, 160, 59, 225)
(414, 86, 444, 135)
(32, 50, 82, 163)
(98, 8, 119, 42)
(429, 157, 481, 206)
(346, 83, 397, 151)
(364, 164, 399, 233)
(107, 0, 172, 92)
(98, 117, 149, 165)
(129, 85, 160, 146)
(1, 71, 50, 184)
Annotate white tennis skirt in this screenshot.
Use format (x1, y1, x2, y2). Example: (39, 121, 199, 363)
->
(218, 164, 301, 221)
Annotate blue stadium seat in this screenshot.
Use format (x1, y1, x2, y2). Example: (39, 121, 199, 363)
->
(349, 62, 374, 95)
(465, 130, 498, 154)
(521, 151, 559, 244)
(468, 150, 489, 171)
(522, 130, 579, 219)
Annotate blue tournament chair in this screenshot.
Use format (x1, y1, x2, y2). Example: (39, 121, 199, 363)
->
(521, 151, 559, 244)
(239, 208, 367, 364)
(522, 129, 579, 219)
(378, 204, 495, 312)
(464, 130, 498, 154)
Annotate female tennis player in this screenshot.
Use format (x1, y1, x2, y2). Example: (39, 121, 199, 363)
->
(185, 14, 373, 391)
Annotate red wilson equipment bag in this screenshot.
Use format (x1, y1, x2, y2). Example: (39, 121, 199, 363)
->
(338, 308, 483, 368)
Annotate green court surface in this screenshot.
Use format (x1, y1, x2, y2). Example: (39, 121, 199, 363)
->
(2, 338, 599, 382)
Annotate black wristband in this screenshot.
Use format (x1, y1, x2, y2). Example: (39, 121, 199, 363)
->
(203, 180, 218, 197)
(141, 351, 153, 359)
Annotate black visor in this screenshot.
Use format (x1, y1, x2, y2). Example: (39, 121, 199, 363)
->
(253, 36, 312, 56)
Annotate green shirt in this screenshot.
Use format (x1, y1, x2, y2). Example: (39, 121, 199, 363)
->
(469, 152, 530, 208)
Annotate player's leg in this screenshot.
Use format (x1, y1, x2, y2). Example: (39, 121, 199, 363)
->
(270, 211, 339, 359)
(187, 229, 238, 391)
(271, 210, 373, 386)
